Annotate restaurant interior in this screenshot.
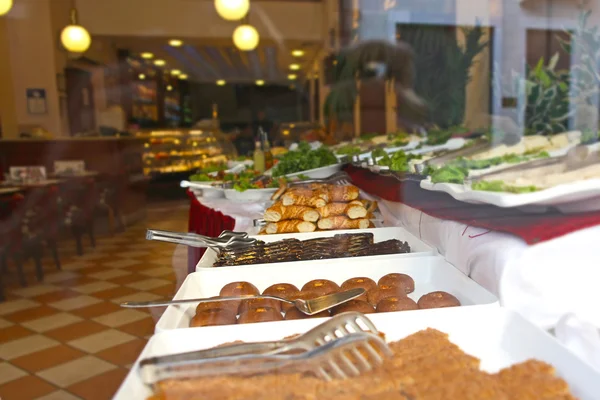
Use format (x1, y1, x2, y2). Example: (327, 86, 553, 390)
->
(1, 0, 600, 399)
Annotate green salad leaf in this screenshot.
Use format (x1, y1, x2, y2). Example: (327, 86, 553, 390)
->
(581, 129, 599, 145)
(189, 173, 213, 182)
(359, 133, 379, 141)
(430, 166, 468, 184)
(377, 150, 422, 172)
(272, 142, 337, 177)
(472, 180, 539, 194)
(371, 148, 387, 159)
(336, 145, 362, 156)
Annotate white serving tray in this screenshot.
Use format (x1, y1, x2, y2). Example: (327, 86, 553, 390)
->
(196, 227, 435, 270)
(224, 188, 278, 202)
(157, 255, 497, 332)
(116, 307, 600, 400)
(420, 178, 600, 213)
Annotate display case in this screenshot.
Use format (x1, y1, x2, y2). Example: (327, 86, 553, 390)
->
(137, 128, 237, 176)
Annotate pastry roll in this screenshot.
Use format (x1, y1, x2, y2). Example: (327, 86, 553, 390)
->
(317, 202, 367, 220)
(265, 220, 316, 234)
(281, 190, 327, 208)
(264, 204, 319, 222)
(317, 216, 370, 230)
(328, 185, 360, 202)
(349, 199, 378, 213)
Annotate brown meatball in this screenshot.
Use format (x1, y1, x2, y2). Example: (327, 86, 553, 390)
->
(332, 300, 374, 316)
(238, 306, 284, 324)
(196, 297, 240, 315)
(190, 309, 237, 327)
(377, 273, 415, 294)
(301, 279, 340, 297)
(418, 291, 461, 309)
(284, 308, 330, 320)
(376, 296, 418, 313)
(219, 281, 260, 297)
(238, 297, 282, 314)
(262, 283, 300, 312)
(340, 277, 377, 302)
(367, 285, 407, 306)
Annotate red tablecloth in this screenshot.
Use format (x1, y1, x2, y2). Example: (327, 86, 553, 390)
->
(345, 165, 600, 244)
(187, 190, 235, 272)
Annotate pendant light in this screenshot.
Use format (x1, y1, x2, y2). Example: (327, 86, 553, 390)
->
(215, 0, 249, 21)
(233, 24, 259, 51)
(0, 0, 13, 16)
(60, 7, 91, 53)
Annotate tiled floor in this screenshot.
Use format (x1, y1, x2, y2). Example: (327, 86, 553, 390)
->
(0, 201, 189, 399)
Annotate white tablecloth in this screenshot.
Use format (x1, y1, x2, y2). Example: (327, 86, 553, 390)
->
(197, 196, 269, 234)
(377, 197, 600, 371)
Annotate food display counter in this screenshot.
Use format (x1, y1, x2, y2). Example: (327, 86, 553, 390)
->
(137, 128, 237, 177)
(117, 131, 600, 399)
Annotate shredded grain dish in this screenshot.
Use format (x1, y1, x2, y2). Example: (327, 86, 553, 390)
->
(149, 328, 575, 400)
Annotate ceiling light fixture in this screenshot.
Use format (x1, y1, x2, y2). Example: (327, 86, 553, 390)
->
(0, 0, 13, 16)
(289, 64, 300, 71)
(167, 85, 173, 91)
(153, 59, 166, 66)
(216, 80, 226, 86)
(169, 39, 183, 47)
(215, 0, 249, 21)
(287, 74, 297, 80)
(179, 74, 188, 80)
(171, 69, 181, 76)
(60, 8, 92, 53)
(138, 73, 146, 80)
(141, 52, 154, 59)
(233, 24, 259, 51)
(255, 80, 265, 86)
(291, 50, 304, 57)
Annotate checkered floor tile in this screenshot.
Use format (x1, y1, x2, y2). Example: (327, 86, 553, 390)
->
(0, 201, 188, 399)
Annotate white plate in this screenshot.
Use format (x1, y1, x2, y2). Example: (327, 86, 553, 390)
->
(157, 255, 497, 332)
(224, 188, 278, 202)
(187, 181, 225, 199)
(116, 307, 600, 400)
(420, 178, 600, 213)
(265, 163, 342, 179)
(197, 227, 435, 270)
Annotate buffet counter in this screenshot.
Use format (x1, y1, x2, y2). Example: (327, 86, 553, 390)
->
(0, 137, 149, 225)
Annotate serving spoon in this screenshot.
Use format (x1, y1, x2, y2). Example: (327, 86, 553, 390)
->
(120, 288, 365, 316)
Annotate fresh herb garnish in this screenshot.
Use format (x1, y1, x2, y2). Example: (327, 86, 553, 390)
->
(272, 142, 337, 177)
(377, 150, 423, 172)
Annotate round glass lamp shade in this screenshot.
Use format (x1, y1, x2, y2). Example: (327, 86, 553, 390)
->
(233, 25, 259, 51)
(215, 0, 249, 21)
(0, 0, 13, 16)
(60, 25, 92, 53)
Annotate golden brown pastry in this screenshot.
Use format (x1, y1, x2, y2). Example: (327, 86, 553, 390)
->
(270, 185, 287, 201)
(264, 203, 320, 222)
(238, 297, 282, 314)
(418, 291, 461, 309)
(301, 279, 340, 297)
(190, 309, 237, 327)
(281, 189, 328, 208)
(262, 283, 300, 312)
(196, 297, 240, 315)
(284, 308, 330, 320)
(367, 285, 407, 306)
(317, 216, 370, 230)
(327, 185, 360, 202)
(219, 281, 259, 297)
(340, 277, 377, 302)
(238, 306, 284, 324)
(317, 202, 367, 220)
(332, 300, 374, 315)
(265, 220, 316, 234)
(378, 273, 415, 294)
(376, 296, 418, 312)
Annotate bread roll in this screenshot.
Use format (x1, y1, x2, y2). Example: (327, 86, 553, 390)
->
(264, 203, 319, 222)
(265, 220, 316, 234)
(328, 185, 360, 202)
(317, 216, 370, 230)
(282, 191, 327, 208)
(317, 202, 367, 219)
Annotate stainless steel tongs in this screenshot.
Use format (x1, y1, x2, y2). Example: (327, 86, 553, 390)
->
(139, 312, 391, 385)
(146, 229, 257, 250)
(287, 171, 352, 187)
